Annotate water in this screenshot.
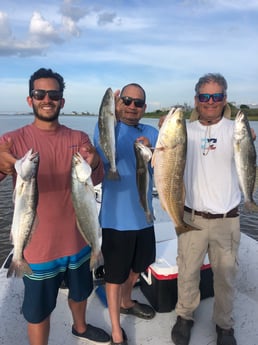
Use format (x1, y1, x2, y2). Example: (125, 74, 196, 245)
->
(0, 115, 258, 266)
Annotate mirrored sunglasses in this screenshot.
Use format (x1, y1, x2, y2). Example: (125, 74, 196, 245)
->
(198, 93, 225, 103)
(121, 96, 145, 108)
(31, 89, 63, 101)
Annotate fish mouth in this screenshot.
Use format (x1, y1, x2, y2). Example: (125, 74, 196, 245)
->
(72, 152, 83, 165)
(30, 152, 39, 161)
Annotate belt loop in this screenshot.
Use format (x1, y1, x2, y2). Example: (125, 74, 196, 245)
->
(191, 209, 195, 221)
(223, 213, 227, 218)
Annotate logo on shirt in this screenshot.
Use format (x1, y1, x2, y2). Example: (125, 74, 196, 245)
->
(201, 137, 217, 155)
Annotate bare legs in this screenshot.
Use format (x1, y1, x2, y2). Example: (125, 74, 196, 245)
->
(68, 298, 88, 333)
(27, 317, 50, 345)
(106, 270, 139, 343)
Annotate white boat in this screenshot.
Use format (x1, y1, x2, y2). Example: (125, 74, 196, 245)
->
(1, 196, 258, 345)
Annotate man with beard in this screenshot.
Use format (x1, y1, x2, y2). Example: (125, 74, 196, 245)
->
(0, 68, 110, 345)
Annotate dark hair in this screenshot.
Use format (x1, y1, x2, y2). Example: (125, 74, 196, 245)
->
(120, 83, 146, 102)
(195, 73, 227, 96)
(29, 68, 65, 96)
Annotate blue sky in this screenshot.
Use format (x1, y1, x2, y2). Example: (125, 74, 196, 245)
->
(0, 0, 258, 114)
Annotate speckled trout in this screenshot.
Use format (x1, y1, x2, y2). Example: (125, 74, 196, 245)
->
(71, 152, 103, 270)
(152, 107, 200, 235)
(234, 110, 258, 212)
(134, 141, 154, 224)
(98, 87, 120, 180)
(7, 149, 39, 278)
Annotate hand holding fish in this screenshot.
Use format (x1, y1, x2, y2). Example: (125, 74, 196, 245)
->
(114, 89, 123, 121)
(80, 144, 101, 171)
(136, 136, 151, 147)
(0, 138, 16, 175)
(251, 128, 256, 141)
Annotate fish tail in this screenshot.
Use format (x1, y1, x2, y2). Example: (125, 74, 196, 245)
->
(146, 211, 155, 224)
(90, 250, 104, 271)
(107, 169, 120, 180)
(244, 201, 258, 213)
(175, 222, 202, 236)
(7, 259, 33, 278)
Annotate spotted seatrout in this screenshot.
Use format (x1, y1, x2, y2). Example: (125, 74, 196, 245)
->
(152, 107, 200, 235)
(234, 110, 258, 212)
(7, 149, 39, 278)
(134, 141, 154, 223)
(98, 87, 120, 180)
(71, 152, 103, 270)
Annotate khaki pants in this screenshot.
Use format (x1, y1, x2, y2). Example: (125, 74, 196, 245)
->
(175, 211, 240, 329)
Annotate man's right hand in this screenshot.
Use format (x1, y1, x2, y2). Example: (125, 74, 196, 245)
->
(0, 138, 16, 175)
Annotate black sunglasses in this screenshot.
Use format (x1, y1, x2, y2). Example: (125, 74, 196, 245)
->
(198, 93, 225, 103)
(31, 89, 63, 101)
(121, 96, 145, 108)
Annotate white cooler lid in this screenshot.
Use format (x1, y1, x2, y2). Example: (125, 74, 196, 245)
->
(149, 238, 211, 277)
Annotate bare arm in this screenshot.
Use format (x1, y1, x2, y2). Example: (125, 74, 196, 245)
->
(0, 138, 16, 176)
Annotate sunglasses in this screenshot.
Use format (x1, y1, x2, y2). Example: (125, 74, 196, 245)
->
(31, 89, 63, 101)
(198, 93, 225, 103)
(121, 96, 145, 108)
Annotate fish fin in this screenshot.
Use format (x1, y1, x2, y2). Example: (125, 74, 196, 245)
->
(86, 183, 96, 196)
(255, 166, 258, 190)
(12, 189, 16, 204)
(146, 211, 155, 224)
(158, 199, 168, 212)
(75, 219, 91, 244)
(32, 214, 39, 232)
(107, 169, 120, 180)
(90, 250, 104, 271)
(151, 146, 167, 168)
(175, 222, 202, 236)
(144, 147, 153, 162)
(24, 214, 39, 247)
(12, 182, 25, 203)
(7, 259, 32, 278)
(244, 201, 258, 213)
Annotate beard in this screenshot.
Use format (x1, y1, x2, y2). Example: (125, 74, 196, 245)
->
(32, 103, 61, 122)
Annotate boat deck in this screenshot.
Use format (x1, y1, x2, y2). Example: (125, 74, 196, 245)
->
(1, 222, 258, 345)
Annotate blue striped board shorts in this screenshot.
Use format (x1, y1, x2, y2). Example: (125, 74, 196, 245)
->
(22, 246, 93, 323)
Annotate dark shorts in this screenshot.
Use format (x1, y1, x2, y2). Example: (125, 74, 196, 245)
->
(22, 246, 93, 323)
(102, 226, 156, 284)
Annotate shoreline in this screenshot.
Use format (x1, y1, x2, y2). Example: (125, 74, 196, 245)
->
(0, 112, 257, 120)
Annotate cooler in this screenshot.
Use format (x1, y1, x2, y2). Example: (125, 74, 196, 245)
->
(140, 238, 214, 313)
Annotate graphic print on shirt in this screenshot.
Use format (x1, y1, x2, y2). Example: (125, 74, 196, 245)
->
(201, 137, 217, 156)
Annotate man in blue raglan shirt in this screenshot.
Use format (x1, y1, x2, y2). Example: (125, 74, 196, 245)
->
(94, 83, 158, 345)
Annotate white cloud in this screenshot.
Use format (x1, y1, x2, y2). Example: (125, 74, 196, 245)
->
(0, 12, 13, 40)
(0, 0, 258, 112)
(29, 11, 63, 44)
(60, 1, 89, 21)
(62, 16, 81, 36)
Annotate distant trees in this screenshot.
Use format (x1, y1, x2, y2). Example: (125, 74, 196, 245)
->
(240, 104, 250, 110)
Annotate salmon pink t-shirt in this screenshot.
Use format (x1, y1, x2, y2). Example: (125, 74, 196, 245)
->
(0, 123, 103, 264)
